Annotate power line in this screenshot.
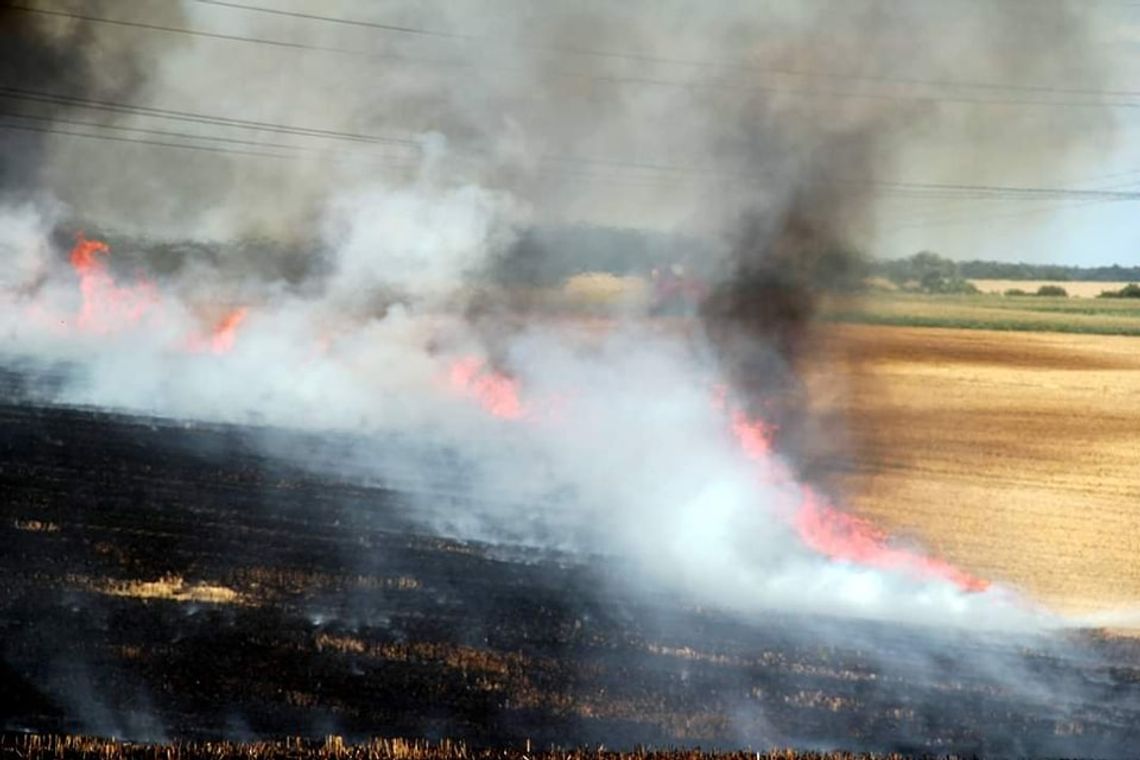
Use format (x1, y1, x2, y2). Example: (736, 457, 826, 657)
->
(11, 4, 1140, 112)
(868, 180, 1140, 201)
(5, 107, 1139, 204)
(194, 0, 472, 41)
(0, 119, 424, 172)
(0, 120, 293, 160)
(0, 86, 706, 177)
(883, 172, 1140, 231)
(0, 87, 420, 148)
(9, 3, 360, 55)
(196, 0, 1140, 102)
(0, 110, 315, 154)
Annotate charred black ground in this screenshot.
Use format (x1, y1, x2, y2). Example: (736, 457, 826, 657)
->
(2, 360, 1140, 757)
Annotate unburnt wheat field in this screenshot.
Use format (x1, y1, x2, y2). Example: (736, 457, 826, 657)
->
(810, 325, 1140, 621)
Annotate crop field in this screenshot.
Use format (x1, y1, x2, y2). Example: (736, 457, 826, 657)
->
(808, 324, 1140, 620)
(822, 291, 1140, 335)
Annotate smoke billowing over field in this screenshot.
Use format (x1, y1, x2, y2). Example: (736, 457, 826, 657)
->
(1, 0, 1137, 756)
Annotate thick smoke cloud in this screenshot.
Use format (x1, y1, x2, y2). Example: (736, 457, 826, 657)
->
(0, 1, 188, 198)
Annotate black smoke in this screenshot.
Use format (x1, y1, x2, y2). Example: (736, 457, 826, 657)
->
(0, 1, 156, 198)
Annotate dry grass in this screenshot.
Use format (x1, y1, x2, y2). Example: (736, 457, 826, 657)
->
(234, 566, 421, 596)
(969, 279, 1135, 298)
(809, 325, 1140, 619)
(13, 518, 61, 533)
(562, 273, 649, 305)
(76, 573, 247, 605)
(1, 735, 931, 760)
(313, 634, 526, 678)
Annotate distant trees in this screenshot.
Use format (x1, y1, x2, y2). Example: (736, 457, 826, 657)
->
(875, 257, 1140, 284)
(876, 251, 978, 294)
(954, 260, 1140, 283)
(1097, 283, 1140, 299)
(1004, 285, 1068, 297)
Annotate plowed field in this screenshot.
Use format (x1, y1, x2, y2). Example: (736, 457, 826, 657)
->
(814, 325, 1140, 619)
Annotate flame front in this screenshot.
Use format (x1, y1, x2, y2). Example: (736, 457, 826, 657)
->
(68, 234, 158, 333)
(64, 234, 249, 355)
(448, 357, 524, 420)
(187, 306, 250, 355)
(727, 405, 990, 593)
(450, 356, 989, 594)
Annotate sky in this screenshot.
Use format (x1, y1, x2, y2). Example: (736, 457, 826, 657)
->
(873, 2, 1140, 266)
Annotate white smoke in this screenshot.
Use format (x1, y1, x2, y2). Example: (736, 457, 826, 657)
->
(0, 185, 1050, 633)
(0, 201, 59, 291)
(323, 174, 523, 304)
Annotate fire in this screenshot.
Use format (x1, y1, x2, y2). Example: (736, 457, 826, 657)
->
(448, 357, 524, 419)
(210, 307, 249, 354)
(795, 487, 989, 592)
(729, 409, 776, 460)
(68, 233, 158, 332)
(451, 358, 989, 594)
(62, 233, 251, 355)
(69, 235, 109, 271)
(187, 306, 250, 355)
(723, 404, 989, 593)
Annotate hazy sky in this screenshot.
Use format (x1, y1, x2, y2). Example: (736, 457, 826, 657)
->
(873, 3, 1140, 266)
(181, 0, 1140, 267)
(15, 0, 1140, 266)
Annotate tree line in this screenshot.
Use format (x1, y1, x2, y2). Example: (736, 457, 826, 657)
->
(871, 252, 1140, 296)
(873, 253, 1140, 283)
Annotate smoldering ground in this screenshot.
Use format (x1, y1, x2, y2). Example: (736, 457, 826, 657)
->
(0, 0, 1134, 753)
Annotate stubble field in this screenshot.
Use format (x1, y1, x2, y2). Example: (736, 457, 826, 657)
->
(812, 324, 1140, 620)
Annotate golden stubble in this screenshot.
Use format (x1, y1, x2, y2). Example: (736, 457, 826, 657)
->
(806, 324, 1140, 619)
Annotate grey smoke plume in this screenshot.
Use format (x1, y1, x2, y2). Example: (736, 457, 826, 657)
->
(0, 1, 189, 198)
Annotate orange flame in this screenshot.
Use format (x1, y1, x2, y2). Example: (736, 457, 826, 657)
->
(448, 357, 524, 419)
(795, 487, 989, 592)
(451, 363, 989, 594)
(725, 405, 989, 593)
(184, 307, 251, 355)
(208, 306, 249, 354)
(68, 233, 158, 333)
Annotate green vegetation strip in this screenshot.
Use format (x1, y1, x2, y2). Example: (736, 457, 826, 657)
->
(824, 294, 1140, 336)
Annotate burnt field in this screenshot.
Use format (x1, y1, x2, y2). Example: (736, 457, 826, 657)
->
(3, 361, 1140, 758)
(0, 735, 982, 760)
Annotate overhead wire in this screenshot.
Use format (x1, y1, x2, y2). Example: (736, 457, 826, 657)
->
(194, 0, 1140, 102)
(4, 4, 1140, 204)
(8, 4, 1140, 111)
